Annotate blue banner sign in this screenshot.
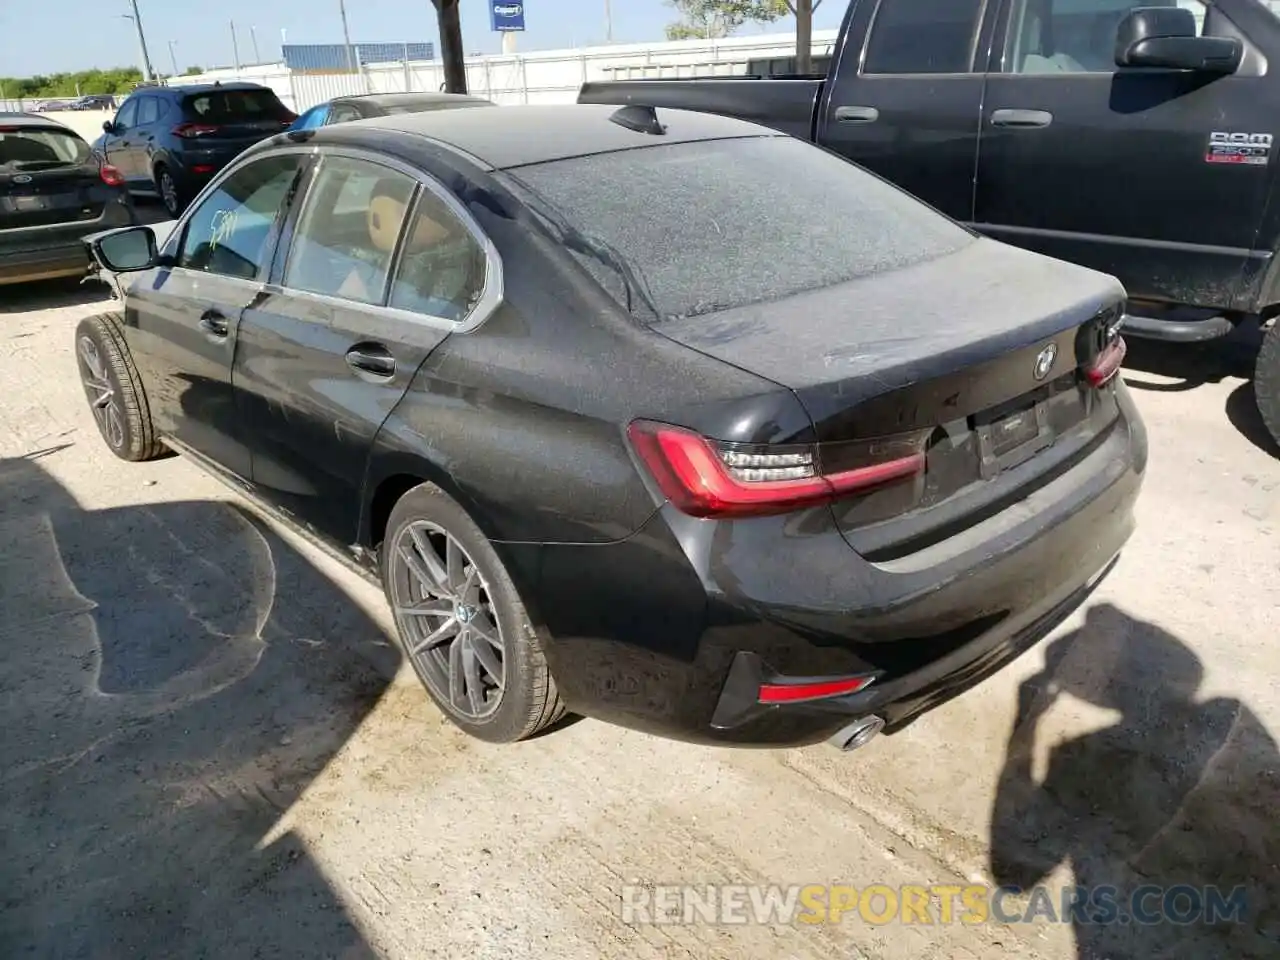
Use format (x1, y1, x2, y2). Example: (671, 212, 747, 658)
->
(491, 2, 526, 32)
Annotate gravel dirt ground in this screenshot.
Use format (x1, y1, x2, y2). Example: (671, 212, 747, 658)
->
(1, 271, 1277, 960)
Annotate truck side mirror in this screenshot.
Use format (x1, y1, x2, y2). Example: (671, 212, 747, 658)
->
(1115, 6, 1242, 74)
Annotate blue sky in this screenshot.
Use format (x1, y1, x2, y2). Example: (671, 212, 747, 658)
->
(0, 0, 848, 77)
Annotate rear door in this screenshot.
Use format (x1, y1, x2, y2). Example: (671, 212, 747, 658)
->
(974, 0, 1273, 309)
(234, 151, 480, 547)
(121, 151, 309, 478)
(815, 0, 997, 221)
(130, 95, 164, 183)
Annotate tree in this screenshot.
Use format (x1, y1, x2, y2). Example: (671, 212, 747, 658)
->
(430, 0, 467, 94)
(779, 0, 825, 75)
(664, 0, 787, 41)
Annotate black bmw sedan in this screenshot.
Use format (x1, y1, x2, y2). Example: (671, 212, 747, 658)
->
(74, 104, 1145, 749)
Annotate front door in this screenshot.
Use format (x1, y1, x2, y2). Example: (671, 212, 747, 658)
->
(122, 152, 308, 479)
(234, 152, 481, 547)
(102, 98, 139, 180)
(975, 0, 1275, 309)
(815, 0, 994, 222)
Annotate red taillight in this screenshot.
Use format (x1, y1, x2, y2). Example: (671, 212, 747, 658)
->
(99, 163, 125, 187)
(1085, 336, 1127, 387)
(190, 164, 215, 174)
(758, 675, 876, 704)
(627, 421, 926, 519)
(172, 122, 219, 139)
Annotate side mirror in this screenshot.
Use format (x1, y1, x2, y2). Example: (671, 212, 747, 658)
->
(92, 225, 158, 273)
(1115, 6, 1242, 74)
(102, 120, 115, 134)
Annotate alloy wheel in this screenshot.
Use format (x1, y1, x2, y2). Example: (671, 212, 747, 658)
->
(389, 520, 506, 720)
(77, 335, 124, 449)
(160, 171, 179, 216)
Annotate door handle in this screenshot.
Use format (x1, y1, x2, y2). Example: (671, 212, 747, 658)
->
(345, 344, 396, 378)
(834, 105, 880, 124)
(990, 109, 1053, 129)
(199, 310, 229, 339)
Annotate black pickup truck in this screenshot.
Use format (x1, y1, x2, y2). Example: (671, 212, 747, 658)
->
(580, 0, 1280, 449)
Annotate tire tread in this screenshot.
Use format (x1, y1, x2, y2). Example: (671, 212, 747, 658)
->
(76, 311, 166, 462)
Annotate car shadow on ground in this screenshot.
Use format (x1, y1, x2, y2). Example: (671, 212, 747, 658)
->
(990, 603, 1280, 958)
(0, 450, 397, 958)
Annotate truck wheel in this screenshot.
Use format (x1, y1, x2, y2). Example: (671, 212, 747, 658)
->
(1258, 322, 1280, 450)
(74, 312, 166, 462)
(381, 482, 566, 743)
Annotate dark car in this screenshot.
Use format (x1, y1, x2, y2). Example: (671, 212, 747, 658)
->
(71, 94, 117, 111)
(98, 82, 296, 219)
(0, 113, 134, 286)
(289, 91, 494, 131)
(71, 104, 1144, 750)
(579, 0, 1280, 449)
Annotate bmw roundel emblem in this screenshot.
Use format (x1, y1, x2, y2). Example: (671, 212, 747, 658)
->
(13, 174, 32, 184)
(1033, 343, 1058, 381)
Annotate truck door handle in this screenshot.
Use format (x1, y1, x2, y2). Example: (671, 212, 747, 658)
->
(345, 343, 396, 378)
(991, 109, 1053, 129)
(199, 310, 229, 339)
(834, 105, 880, 124)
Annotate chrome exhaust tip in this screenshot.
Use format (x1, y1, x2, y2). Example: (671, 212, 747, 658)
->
(830, 715, 885, 752)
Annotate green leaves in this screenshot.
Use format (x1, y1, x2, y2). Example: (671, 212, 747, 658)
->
(664, 0, 791, 41)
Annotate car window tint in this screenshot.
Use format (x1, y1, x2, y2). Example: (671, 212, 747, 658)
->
(136, 97, 159, 125)
(1005, 0, 1206, 74)
(284, 156, 416, 304)
(113, 99, 138, 131)
(182, 88, 290, 122)
(178, 154, 303, 280)
(863, 0, 985, 74)
(388, 189, 487, 321)
(0, 128, 90, 169)
(509, 137, 973, 323)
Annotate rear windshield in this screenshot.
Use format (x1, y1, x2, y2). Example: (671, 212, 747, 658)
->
(182, 88, 289, 122)
(506, 136, 974, 322)
(0, 127, 90, 170)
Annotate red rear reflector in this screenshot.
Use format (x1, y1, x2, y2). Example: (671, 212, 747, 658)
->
(758, 676, 875, 704)
(190, 164, 215, 174)
(1085, 336, 1127, 387)
(99, 164, 125, 187)
(627, 421, 925, 519)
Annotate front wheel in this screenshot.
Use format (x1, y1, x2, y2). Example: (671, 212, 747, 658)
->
(381, 482, 565, 743)
(74, 313, 167, 462)
(1257, 321, 1280, 451)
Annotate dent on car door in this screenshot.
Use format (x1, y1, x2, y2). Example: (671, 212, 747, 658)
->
(124, 152, 308, 479)
(235, 153, 465, 547)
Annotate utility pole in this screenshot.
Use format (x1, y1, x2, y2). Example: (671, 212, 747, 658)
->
(338, 0, 357, 73)
(168, 40, 179, 77)
(231, 20, 241, 74)
(605, 0, 613, 42)
(250, 26, 262, 64)
(126, 0, 156, 81)
(430, 0, 467, 94)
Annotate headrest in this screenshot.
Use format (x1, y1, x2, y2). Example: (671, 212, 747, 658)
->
(367, 193, 406, 254)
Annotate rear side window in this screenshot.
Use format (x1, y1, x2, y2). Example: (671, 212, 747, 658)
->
(508, 137, 973, 323)
(0, 127, 90, 169)
(863, 0, 986, 74)
(182, 88, 290, 123)
(284, 156, 417, 304)
(136, 98, 159, 125)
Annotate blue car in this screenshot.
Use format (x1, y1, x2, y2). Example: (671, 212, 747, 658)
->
(290, 91, 495, 131)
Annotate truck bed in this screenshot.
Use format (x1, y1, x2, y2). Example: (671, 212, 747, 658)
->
(577, 78, 824, 141)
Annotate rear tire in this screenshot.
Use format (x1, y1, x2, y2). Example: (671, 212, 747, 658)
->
(155, 164, 184, 218)
(381, 482, 565, 743)
(74, 312, 166, 462)
(1258, 322, 1280, 451)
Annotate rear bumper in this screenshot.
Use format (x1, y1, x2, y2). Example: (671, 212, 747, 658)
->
(0, 201, 135, 285)
(526, 382, 1147, 748)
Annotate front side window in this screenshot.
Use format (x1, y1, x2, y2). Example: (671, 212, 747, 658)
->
(111, 99, 138, 133)
(1004, 0, 1207, 74)
(388, 190, 487, 321)
(284, 156, 416, 304)
(508, 136, 973, 323)
(863, 0, 987, 74)
(178, 154, 304, 280)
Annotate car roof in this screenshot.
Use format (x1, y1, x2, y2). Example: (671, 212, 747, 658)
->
(152, 82, 273, 97)
(345, 103, 780, 170)
(0, 112, 74, 131)
(335, 91, 492, 109)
